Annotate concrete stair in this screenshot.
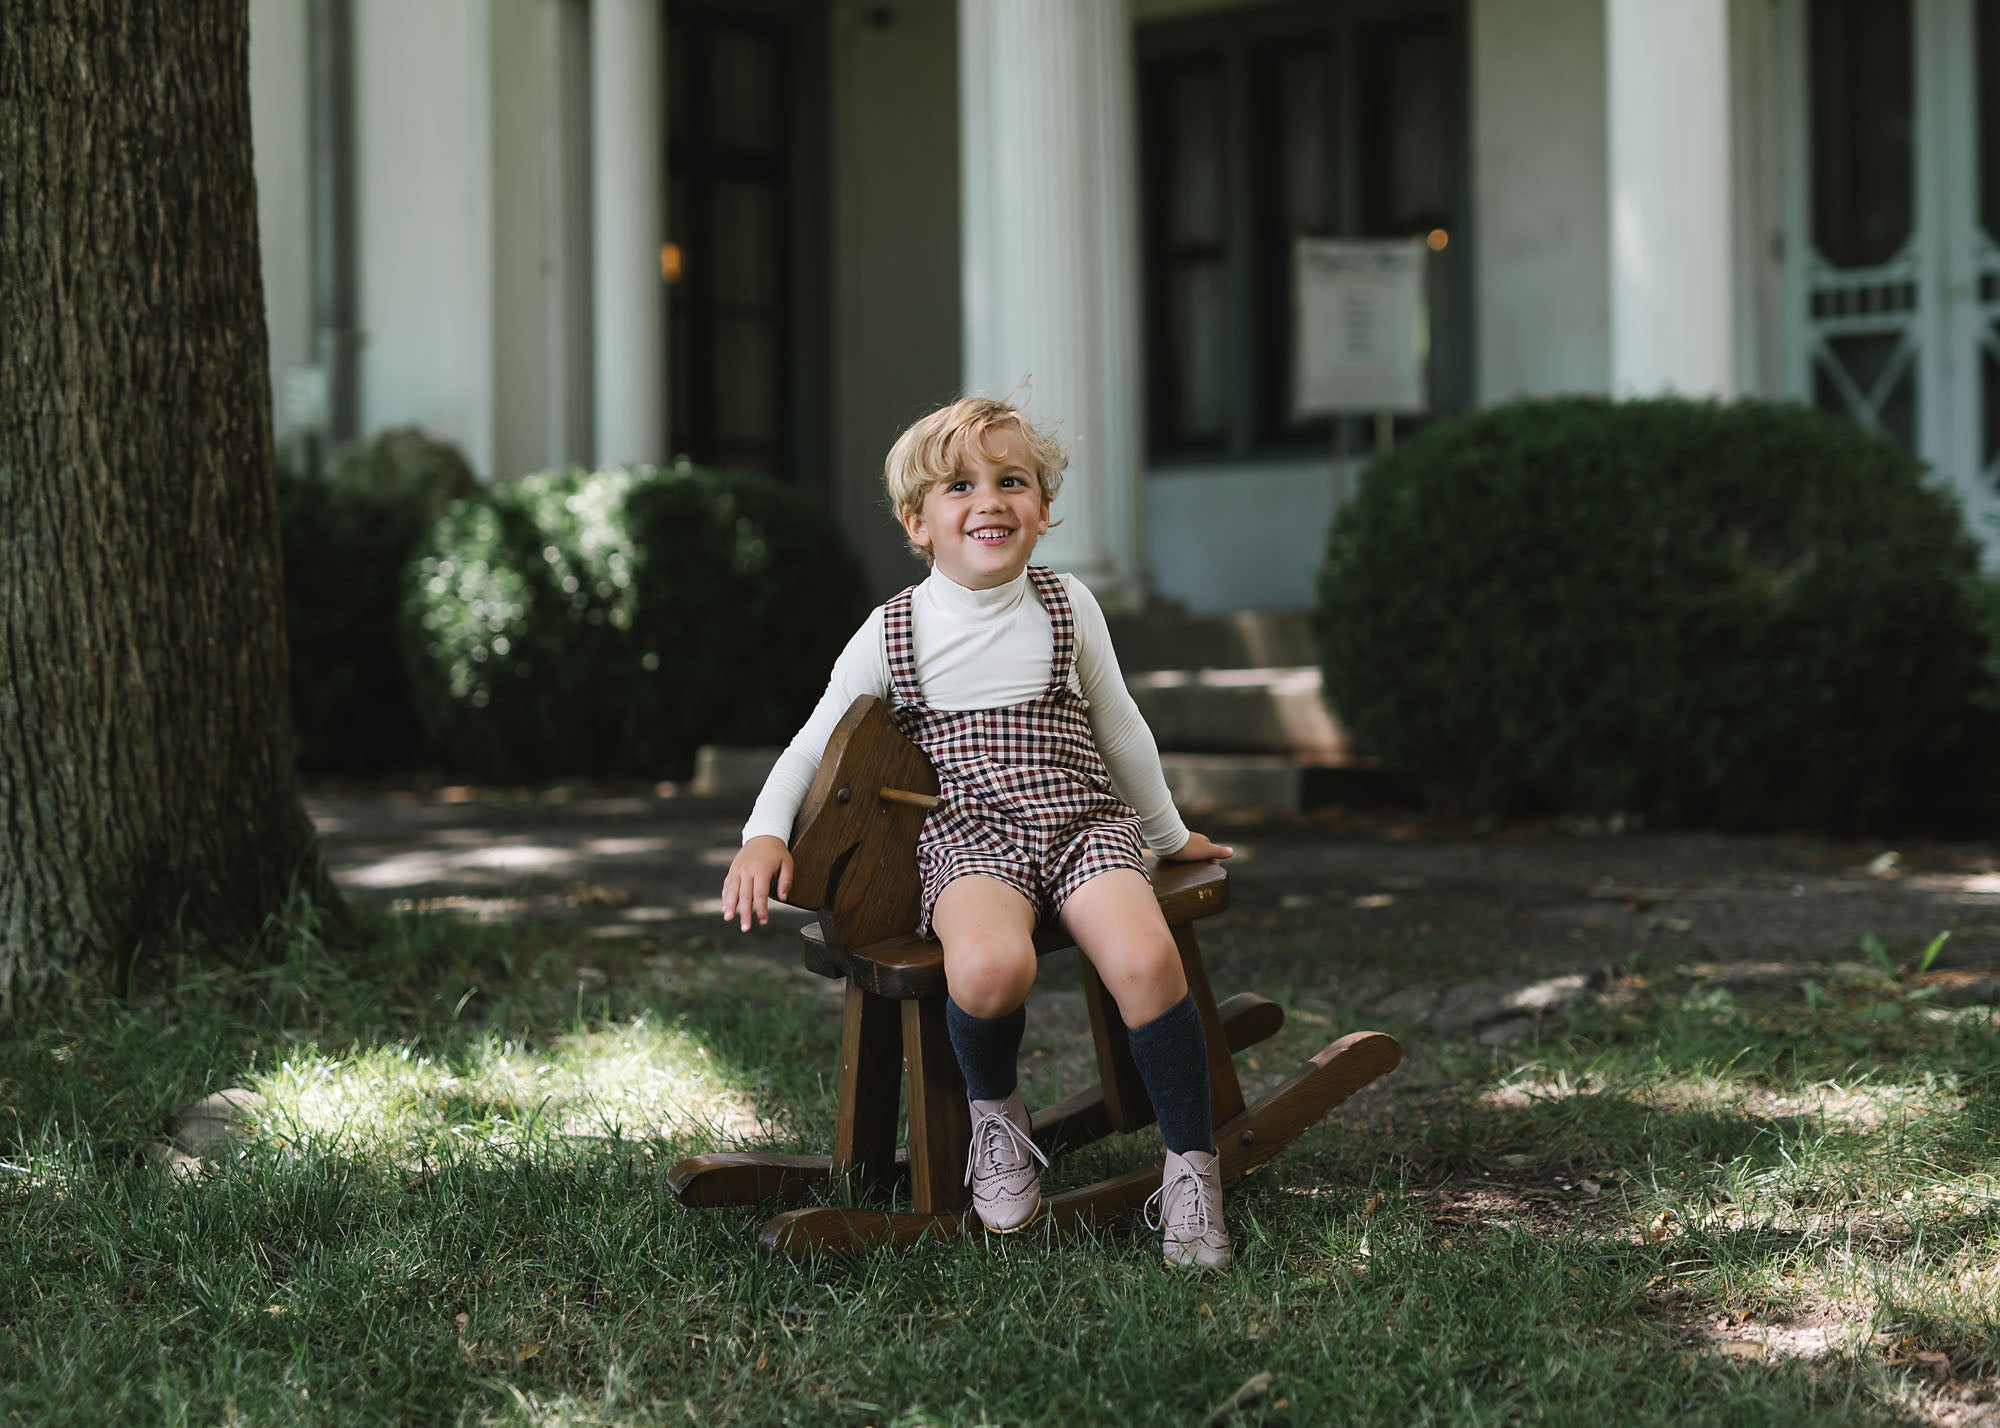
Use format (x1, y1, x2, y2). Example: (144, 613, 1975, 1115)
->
(1106, 605, 1361, 814)
(694, 607, 1385, 815)
(1127, 666, 1346, 762)
(1101, 606, 1319, 672)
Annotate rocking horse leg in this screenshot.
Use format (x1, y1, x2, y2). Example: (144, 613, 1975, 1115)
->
(902, 994, 972, 1214)
(754, 993, 975, 1258)
(834, 981, 903, 1195)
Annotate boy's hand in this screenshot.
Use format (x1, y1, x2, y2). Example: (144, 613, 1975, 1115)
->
(1165, 831, 1235, 864)
(722, 835, 794, 930)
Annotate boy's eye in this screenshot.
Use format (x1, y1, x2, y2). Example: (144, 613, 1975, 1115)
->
(947, 480, 971, 493)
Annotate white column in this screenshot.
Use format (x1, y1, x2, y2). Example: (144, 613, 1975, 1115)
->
(544, 0, 596, 467)
(590, 0, 665, 467)
(1606, 0, 1736, 398)
(959, 0, 1145, 604)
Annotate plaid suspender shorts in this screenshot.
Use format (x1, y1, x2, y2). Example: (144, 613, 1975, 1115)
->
(886, 566, 1149, 938)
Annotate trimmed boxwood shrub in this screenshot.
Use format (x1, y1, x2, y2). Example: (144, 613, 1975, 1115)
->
(1314, 396, 1995, 831)
(403, 463, 869, 782)
(1977, 522, 2000, 713)
(278, 428, 477, 773)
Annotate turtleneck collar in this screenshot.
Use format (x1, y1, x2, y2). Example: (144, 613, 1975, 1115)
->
(924, 564, 1032, 618)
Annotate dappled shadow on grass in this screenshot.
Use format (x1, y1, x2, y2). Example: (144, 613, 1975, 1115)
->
(7, 898, 2000, 1425)
(1247, 969, 2000, 1424)
(0, 899, 846, 1182)
(0, 1129, 1923, 1428)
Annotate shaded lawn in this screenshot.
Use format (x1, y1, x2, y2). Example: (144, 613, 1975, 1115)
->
(3, 903, 1996, 1427)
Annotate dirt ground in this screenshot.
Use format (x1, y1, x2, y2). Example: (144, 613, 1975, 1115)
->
(306, 784, 2000, 990)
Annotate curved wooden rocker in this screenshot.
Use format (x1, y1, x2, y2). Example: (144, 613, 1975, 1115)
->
(667, 695, 1401, 1258)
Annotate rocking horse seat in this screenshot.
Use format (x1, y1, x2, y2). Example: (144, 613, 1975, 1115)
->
(799, 860, 1230, 998)
(666, 694, 1401, 1258)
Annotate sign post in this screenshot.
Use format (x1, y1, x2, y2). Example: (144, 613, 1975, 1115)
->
(1292, 237, 1431, 500)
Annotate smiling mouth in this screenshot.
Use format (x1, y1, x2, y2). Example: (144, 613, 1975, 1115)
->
(968, 528, 1014, 544)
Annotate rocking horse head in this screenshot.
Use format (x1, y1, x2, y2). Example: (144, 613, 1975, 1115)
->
(784, 696, 941, 951)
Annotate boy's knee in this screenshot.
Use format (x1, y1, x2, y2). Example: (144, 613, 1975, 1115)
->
(946, 937, 1037, 1017)
(1116, 933, 1189, 1026)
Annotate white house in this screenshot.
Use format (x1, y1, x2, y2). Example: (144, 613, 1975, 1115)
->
(249, 0, 2000, 615)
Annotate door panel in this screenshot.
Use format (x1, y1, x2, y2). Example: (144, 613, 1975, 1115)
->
(1784, 0, 1999, 551)
(1795, 0, 1921, 443)
(1974, 0, 2000, 504)
(1815, 332, 1918, 450)
(1808, 0, 1913, 269)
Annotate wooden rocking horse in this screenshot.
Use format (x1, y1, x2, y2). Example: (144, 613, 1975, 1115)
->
(667, 695, 1401, 1258)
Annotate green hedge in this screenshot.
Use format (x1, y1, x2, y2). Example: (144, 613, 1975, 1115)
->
(1978, 520, 2000, 716)
(1314, 397, 1996, 831)
(278, 428, 477, 773)
(403, 464, 868, 782)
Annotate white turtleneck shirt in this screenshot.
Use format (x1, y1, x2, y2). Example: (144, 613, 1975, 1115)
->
(741, 567, 1192, 855)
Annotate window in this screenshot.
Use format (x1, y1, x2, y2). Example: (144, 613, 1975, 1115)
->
(1139, 0, 1470, 462)
(666, 3, 827, 484)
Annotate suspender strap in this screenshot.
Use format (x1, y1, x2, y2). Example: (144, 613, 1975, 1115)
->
(1028, 566, 1076, 692)
(882, 584, 925, 710)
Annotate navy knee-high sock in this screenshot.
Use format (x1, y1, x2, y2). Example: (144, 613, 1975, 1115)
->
(1127, 994, 1215, 1156)
(945, 998, 1027, 1103)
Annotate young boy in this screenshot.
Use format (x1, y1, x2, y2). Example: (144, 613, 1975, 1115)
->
(721, 396, 1234, 1269)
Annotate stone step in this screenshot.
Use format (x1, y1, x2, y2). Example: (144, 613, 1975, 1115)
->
(1160, 753, 1302, 813)
(1126, 665, 1349, 761)
(1163, 756, 1411, 816)
(1104, 606, 1318, 673)
(696, 666, 1353, 799)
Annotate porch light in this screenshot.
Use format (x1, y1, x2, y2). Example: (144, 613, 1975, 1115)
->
(1427, 229, 1448, 251)
(660, 242, 684, 283)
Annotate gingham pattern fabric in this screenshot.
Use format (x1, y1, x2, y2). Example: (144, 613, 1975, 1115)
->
(886, 567, 1147, 936)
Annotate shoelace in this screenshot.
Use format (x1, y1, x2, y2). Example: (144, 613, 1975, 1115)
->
(1144, 1165, 1211, 1234)
(963, 1108, 1049, 1187)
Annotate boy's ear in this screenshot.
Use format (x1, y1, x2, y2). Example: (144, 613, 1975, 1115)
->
(902, 507, 931, 548)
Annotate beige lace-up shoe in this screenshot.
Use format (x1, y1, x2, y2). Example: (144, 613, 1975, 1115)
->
(964, 1089, 1047, 1233)
(1146, 1148, 1233, 1270)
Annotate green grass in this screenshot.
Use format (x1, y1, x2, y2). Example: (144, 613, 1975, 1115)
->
(4, 902, 1996, 1426)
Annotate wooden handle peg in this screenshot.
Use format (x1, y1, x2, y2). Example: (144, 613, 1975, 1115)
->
(879, 786, 941, 812)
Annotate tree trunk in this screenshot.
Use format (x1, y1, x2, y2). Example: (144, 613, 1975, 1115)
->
(0, 1, 339, 1011)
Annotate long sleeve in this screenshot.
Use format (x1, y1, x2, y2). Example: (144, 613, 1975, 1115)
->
(740, 609, 892, 845)
(1063, 576, 1192, 855)
(739, 570, 1193, 854)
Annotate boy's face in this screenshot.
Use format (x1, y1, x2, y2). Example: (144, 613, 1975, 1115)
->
(903, 421, 1051, 590)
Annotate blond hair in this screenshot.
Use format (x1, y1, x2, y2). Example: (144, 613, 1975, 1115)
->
(882, 396, 1069, 563)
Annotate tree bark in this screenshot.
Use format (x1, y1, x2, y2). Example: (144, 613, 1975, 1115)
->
(0, 1, 338, 1011)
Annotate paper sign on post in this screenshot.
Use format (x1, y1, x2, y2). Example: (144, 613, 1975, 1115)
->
(1292, 238, 1431, 419)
